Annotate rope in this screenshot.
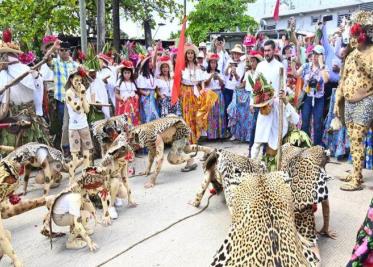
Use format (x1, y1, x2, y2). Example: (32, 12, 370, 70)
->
(96, 194, 215, 267)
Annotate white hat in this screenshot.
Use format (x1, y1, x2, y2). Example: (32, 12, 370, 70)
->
(198, 42, 207, 48)
(312, 45, 325, 55)
(230, 44, 244, 54)
(197, 51, 205, 58)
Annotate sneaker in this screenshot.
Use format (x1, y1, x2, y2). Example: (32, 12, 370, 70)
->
(114, 198, 123, 207)
(108, 207, 118, 219)
(230, 136, 236, 141)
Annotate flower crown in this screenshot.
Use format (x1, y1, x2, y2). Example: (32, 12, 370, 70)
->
(18, 51, 36, 65)
(42, 35, 58, 45)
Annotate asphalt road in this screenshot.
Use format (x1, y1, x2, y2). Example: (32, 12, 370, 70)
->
(2, 141, 372, 267)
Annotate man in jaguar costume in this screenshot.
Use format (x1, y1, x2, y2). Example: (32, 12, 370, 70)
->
(100, 132, 137, 219)
(0, 29, 53, 148)
(334, 10, 373, 191)
(0, 157, 51, 267)
(4, 142, 67, 196)
(41, 166, 111, 251)
(128, 115, 209, 188)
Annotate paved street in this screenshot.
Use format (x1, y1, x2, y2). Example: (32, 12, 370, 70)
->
(2, 141, 372, 267)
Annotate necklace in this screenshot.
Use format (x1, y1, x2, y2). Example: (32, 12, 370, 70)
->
(189, 64, 196, 81)
(148, 74, 155, 88)
(161, 75, 171, 94)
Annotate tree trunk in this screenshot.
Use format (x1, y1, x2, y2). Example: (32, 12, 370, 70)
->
(79, 0, 88, 53)
(112, 0, 120, 52)
(97, 0, 106, 52)
(144, 19, 152, 48)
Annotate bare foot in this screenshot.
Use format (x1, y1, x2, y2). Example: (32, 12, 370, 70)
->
(144, 181, 155, 188)
(128, 202, 138, 208)
(317, 228, 337, 239)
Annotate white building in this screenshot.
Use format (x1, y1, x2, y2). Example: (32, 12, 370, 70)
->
(248, 0, 373, 35)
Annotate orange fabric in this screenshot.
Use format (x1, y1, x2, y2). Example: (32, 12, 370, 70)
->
(196, 90, 218, 137)
(180, 84, 198, 144)
(294, 77, 303, 106)
(171, 16, 187, 106)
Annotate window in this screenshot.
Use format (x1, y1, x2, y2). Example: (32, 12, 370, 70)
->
(267, 25, 276, 30)
(311, 16, 320, 25)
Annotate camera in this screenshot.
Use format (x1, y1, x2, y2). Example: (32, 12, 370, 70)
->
(309, 78, 318, 88)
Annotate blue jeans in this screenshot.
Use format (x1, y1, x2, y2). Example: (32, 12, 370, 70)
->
(223, 89, 234, 130)
(56, 100, 65, 123)
(301, 95, 324, 146)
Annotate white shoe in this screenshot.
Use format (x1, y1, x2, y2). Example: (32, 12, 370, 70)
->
(108, 207, 118, 220)
(114, 198, 123, 207)
(230, 136, 236, 141)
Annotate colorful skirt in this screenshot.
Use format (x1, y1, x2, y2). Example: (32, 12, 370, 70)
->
(180, 84, 198, 144)
(322, 88, 350, 158)
(227, 89, 255, 142)
(158, 96, 182, 117)
(115, 95, 140, 126)
(140, 90, 159, 123)
(206, 89, 226, 139)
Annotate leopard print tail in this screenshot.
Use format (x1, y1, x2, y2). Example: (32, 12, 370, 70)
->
(1, 197, 46, 219)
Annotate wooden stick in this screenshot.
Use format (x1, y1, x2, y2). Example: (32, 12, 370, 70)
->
(0, 40, 60, 95)
(276, 67, 284, 171)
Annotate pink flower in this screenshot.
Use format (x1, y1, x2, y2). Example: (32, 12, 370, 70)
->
(364, 226, 372, 235)
(368, 208, 373, 221)
(351, 238, 368, 260)
(42, 35, 58, 44)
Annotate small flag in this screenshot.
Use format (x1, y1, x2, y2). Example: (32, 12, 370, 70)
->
(171, 16, 187, 106)
(273, 0, 280, 22)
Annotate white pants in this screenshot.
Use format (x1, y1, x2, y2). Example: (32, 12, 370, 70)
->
(250, 142, 263, 160)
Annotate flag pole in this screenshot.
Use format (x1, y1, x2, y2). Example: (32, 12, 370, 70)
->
(276, 67, 284, 171)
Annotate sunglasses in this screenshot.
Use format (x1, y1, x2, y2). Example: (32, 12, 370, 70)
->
(60, 49, 68, 52)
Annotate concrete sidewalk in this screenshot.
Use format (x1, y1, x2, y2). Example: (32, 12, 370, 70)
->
(2, 141, 372, 267)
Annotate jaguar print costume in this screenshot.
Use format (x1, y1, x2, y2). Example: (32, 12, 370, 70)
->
(92, 114, 132, 158)
(190, 148, 266, 208)
(0, 158, 49, 267)
(211, 171, 320, 267)
(100, 132, 137, 220)
(4, 142, 67, 196)
(129, 115, 208, 188)
(41, 166, 111, 251)
(280, 144, 334, 244)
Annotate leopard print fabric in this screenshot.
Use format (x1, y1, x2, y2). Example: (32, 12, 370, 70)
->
(281, 143, 332, 244)
(0, 159, 19, 202)
(92, 114, 132, 147)
(5, 142, 64, 165)
(100, 133, 133, 167)
(130, 115, 191, 150)
(211, 172, 319, 267)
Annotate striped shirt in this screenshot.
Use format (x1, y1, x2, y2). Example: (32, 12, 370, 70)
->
(53, 58, 78, 102)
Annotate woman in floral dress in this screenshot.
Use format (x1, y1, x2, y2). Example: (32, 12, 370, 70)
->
(204, 53, 225, 139)
(136, 56, 159, 123)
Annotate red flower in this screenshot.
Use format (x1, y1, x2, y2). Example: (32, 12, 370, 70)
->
(2, 28, 12, 43)
(78, 50, 86, 61)
(358, 32, 367, 44)
(209, 188, 217, 195)
(9, 194, 21, 205)
(263, 92, 271, 101)
(350, 23, 363, 37)
(253, 79, 262, 93)
(77, 67, 87, 77)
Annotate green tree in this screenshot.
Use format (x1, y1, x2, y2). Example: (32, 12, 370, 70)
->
(120, 0, 183, 47)
(187, 0, 258, 44)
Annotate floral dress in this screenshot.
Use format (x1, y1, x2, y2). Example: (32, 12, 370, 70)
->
(155, 77, 181, 117)
(136, 74, 159, 123)
(347, 198, 373, 267)
(227, 70, 255, 142)
(115, 80, 140, 126)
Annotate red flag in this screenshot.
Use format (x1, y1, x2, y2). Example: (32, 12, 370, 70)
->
(273, 0, 280, 22)
(171, 16, 187, 106)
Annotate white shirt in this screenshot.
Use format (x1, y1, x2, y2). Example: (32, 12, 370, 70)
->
(88, 78, 110, 119)
(40, 63, 54, 82)
(217, 50, 229, 73)
(67, 90, 89, 130)
(181, 67, 206, 85)
(224, 60, 245, 90)
(136, 74, 156, 90)
(155, 78, 173, 97)
(98, 66, 118, 107)
(254, 99, 299, 150)
(255, 58, 286, 95)
(204, 72, 224, 90)
(53, 192, 81, 217)
(116, 80, 137, 99)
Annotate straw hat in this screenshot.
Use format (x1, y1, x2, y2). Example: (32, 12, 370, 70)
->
(230, 44, 244, 54)
(157, 55, 173, 72)
(184, 43, 199, 57)
(0, 29, 22, 54)
(198, 42, 207, 48)
(118, 60, 135, 72)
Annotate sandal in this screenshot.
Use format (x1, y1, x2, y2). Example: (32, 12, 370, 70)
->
(181, 163, 198, 172)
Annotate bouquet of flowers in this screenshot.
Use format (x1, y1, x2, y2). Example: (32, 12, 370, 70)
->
(248, 73, 275, 106)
